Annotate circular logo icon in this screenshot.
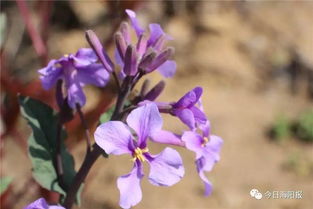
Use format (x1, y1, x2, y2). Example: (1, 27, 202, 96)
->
(255, 192, 263, 200)
(250, 189, 258, 197)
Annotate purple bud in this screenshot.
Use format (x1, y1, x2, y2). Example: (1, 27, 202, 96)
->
(115, 32, 127, 60)
(120, 21, 131, 44)
(85, 30, 114, 72)
(146, 47, 174, 73)
(140, 79, 150, 96)
(144, 80, 165, 101)
(136, 33, 148, 57)
(123, 45, 138, 76)
(138, 51, 157, 71)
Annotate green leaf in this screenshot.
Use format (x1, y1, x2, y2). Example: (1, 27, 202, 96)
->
(99, 105, 115, 124)
(0, 177, 12, 195)
(18, 96, 77, 198)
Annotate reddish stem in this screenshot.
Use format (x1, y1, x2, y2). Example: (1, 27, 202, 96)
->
(16, 0, 48, 65)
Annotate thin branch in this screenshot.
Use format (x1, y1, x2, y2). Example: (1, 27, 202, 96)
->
(76, 104, 91, 153)
(55, 122, 66, 191)
(112, 70, 121, 91)
(63, 76, 132, 208)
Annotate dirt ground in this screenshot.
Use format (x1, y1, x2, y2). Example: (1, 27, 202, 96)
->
(2, 1, 313, 209)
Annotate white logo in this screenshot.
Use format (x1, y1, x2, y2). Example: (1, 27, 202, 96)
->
(250, 189, 263, 200)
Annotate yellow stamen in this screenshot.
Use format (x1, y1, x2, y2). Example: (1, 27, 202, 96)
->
(64, 54, 69, 57)
(201, 137, 209, 147)
(131, 147, 149, 162)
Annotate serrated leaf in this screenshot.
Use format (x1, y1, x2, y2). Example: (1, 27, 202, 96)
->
(0, 177, 12, 195)
(18, 96, 77, 199)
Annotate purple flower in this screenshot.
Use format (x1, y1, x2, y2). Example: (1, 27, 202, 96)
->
(94, 103, 184, 208)
(24, 198, 65, 209)
(115, 9, 176, 78)
(38, 48, 110, 108)
(182, 122, 223, 196)
(171, 87, 207, 130)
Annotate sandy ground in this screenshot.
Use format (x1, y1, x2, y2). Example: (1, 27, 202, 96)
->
(2, 1, 313, 209)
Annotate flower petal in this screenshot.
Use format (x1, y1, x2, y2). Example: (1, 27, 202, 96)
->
(199, 120, 211, 137)
(48, 206, 65, 209)
(24, 198, 49, 209)
(126, 103, 163, 147)
(150, 130, 185, 147)
(38, 59, 62, 90)
(148, 23, 172, 47)
(196, 157, 213, 196)
(94, 121, 134, 155)
(66, 80, 86, 109)
(199, 135, 223, 172)
(117, 163, 144, 209)
(77, 63, 110, 87)
(174, 87, 203, 108)
(181, 131, 203, 157)
(203, 135, 223, 164)
(75, 48, 98, 63)
(157, 60, 176, 78)
(125, 9, 145, 37)
(190, 106, 207, 125)
(148, 147, 184, 186)
(173, 108, 195, 130)
(148, 23, 164, 46)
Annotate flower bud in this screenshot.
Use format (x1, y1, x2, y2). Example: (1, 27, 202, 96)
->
(146, 47, 174, 73)
(123, 45, 138, 76)
(144, 80, 165, 101)
(115, 32, 127, 60)
(138, 51, 157, 71)
(136, 33, 148, 57)
(85, 30, 114, 72)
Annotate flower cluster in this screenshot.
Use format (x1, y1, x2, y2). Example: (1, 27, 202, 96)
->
(114, 10, 176, 79)
(33, 9, 223, 209)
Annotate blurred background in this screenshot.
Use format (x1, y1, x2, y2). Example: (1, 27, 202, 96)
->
(1, 1, 313, 209)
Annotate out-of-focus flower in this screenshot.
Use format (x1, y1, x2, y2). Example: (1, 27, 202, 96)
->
(38, 48, 110, 108)
(115, 9, 176, 79)
(182, 121, 223, 196)
(24, 198, 65, 209)
(95, 103, 184, 208)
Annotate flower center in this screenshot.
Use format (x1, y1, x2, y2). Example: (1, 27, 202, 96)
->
(132, 147, 149, 162)
(201, 137, 209, 147)
(64, 54, 69, 57)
